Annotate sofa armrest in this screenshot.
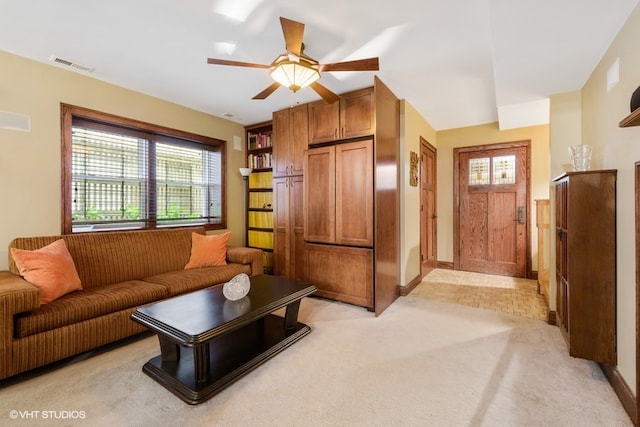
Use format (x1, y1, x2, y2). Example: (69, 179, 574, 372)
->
(0, 271, 40, 380)
(0, 271, 40, 315)
(226, 247, 263, 276)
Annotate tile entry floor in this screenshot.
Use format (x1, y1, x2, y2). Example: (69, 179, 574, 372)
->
(412, 268, 549, 321)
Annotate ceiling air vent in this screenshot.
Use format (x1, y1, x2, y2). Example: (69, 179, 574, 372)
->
(49, 56, 94, 73)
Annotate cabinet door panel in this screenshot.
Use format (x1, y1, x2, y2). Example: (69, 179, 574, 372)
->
(290, 105, 308, 176)
(273, 105, 308, 177)
(341, 87, 375, 139)
(304, 146, 335, 243)
(309, 101, 339, 144)
(272, 109, 290, 177)
(306, 243, 373, 308)
(335, 139, 373, 246)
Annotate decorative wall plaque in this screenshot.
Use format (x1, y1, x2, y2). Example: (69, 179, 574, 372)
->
(410, 151, 419, 187)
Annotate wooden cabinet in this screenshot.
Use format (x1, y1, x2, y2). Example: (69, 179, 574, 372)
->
(306, 243, 373, 308)
(303, 139, 374, 309)
(272, 104, 307, 281)
(269, 77, 400, 315)
(308, 87, 375, 144)
(273, 175, 306, 281)
(553, 170, 616, 364)
(272, 104, 308, 177)
(245, 122, 274, 272)
(304, 139, 373, 247)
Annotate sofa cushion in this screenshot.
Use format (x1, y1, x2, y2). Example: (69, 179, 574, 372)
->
(145, 264, 250, 296)
(14, 280, 168, 338)
(184, 231, 231, 269)
(10, 239, 82, 304)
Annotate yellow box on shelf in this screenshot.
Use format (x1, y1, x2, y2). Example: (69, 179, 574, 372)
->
(248, 171, 273, 189)
(248, 230, 274, 249)
(248, 211, 274, 229)
(249, 192, 273, 210)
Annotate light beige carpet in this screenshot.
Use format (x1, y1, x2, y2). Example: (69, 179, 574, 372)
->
(0, 284, 632, 426)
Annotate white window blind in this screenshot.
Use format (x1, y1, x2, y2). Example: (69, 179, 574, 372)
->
(71, 121, 222, 232)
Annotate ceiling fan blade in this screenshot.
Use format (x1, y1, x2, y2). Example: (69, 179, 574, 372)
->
(319, 57, 380, 72)
(252, 82, 281, 100)
(280, 17, 304, 57)
(310, 82, 340, 104)
(207, 58, 270, 69)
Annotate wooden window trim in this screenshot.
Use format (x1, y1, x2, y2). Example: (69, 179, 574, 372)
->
(60, 103, 227, 234)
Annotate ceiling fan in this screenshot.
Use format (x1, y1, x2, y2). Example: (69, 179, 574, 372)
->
(207, 17, 380, 104)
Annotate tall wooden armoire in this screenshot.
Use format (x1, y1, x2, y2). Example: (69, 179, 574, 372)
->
(553, 170, 616, 364)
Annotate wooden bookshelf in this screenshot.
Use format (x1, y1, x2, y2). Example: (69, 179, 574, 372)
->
(245, 121, 274, 273)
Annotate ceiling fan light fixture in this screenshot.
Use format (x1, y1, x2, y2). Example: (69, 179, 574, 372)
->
(270, 58, 320, 92)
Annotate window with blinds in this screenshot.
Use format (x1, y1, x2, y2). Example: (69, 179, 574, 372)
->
(62, 105, 225, 233)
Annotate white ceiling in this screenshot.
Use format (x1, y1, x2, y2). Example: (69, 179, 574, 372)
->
(0, 0, 637, 130)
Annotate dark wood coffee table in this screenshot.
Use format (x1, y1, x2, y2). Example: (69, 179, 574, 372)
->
(131, 274, 316, 404)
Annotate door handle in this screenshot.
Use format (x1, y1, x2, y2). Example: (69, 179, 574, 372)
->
(515, 206, 526, 224)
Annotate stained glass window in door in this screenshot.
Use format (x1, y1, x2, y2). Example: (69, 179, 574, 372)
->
(469, 157, 490, 185)
(493, 155, 516, 184)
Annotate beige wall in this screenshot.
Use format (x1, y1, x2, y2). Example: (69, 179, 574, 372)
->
(0, 50, 247, 270)
(548, 90, 583, 313)
(435, 123, 550, 270)
(399, 100, 437, 286)
(549, 91, 583, 177)
(572, 2, 640, 394)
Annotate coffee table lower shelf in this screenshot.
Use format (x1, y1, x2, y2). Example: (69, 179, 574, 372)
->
(142, 314, 310, 405)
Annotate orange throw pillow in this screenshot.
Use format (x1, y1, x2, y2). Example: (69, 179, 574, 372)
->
(184, 232, 231, 269)
(11, 239, 82, 304)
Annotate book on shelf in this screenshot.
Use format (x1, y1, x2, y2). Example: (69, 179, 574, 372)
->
(247, 152, 272, 169)
(247, 133, 272, 150)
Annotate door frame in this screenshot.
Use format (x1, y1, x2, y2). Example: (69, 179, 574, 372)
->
(453, 140, 532, 278)
(420, 137, 437, 277)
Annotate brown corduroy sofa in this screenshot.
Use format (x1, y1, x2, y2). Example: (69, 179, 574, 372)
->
(0, 227, 263, 380)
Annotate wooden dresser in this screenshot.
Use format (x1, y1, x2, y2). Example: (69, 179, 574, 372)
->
(553, 170, 616, 364)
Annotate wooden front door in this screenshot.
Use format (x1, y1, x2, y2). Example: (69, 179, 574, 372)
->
(420, 138, 437, 276)
(455, 142, 530, 277)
